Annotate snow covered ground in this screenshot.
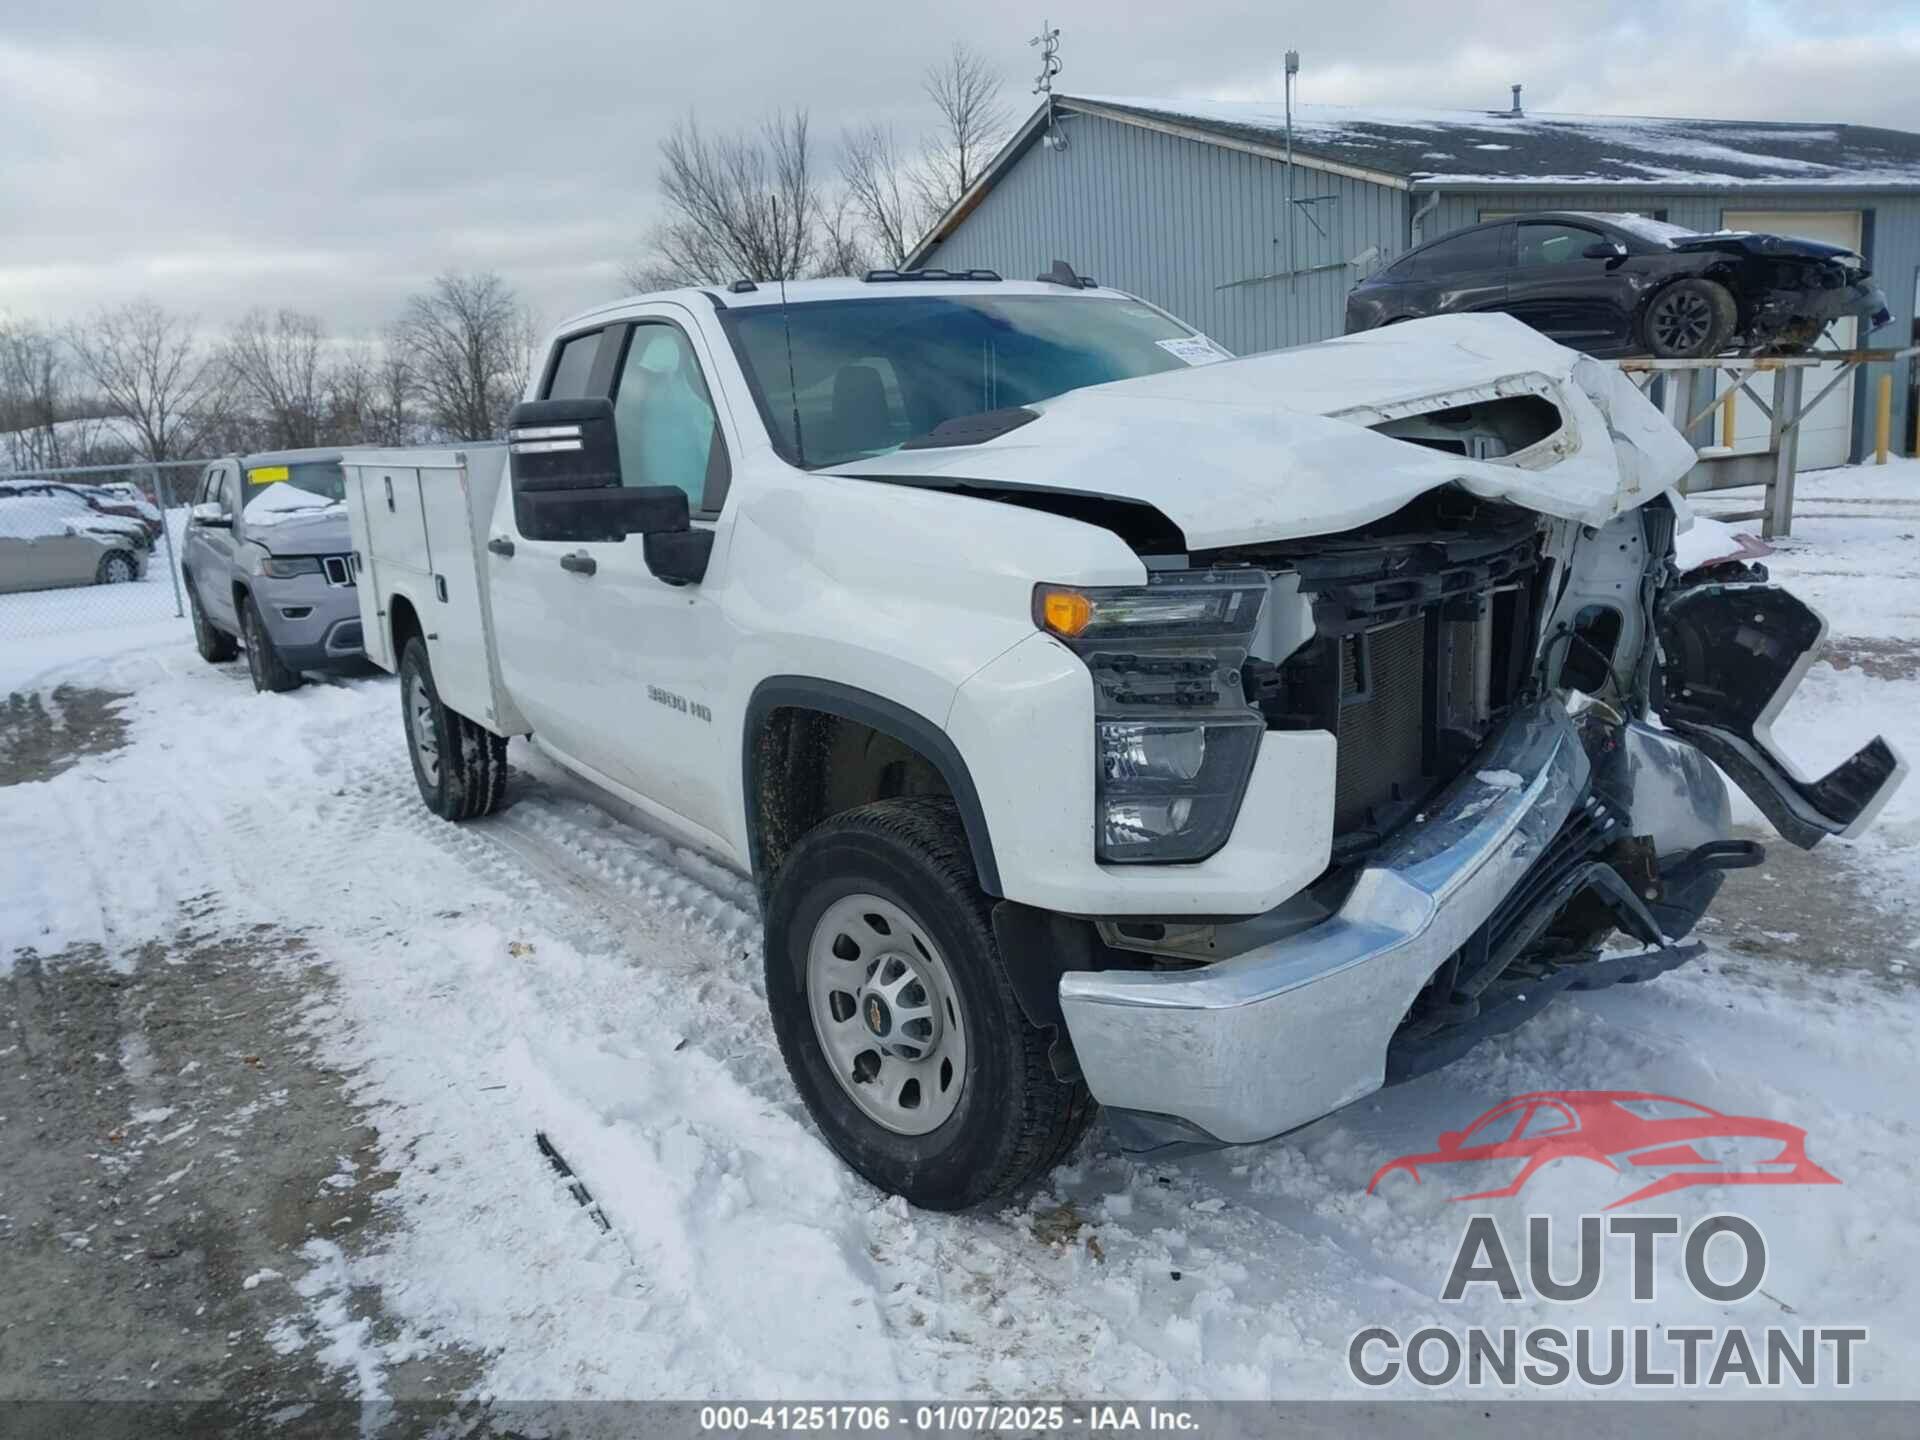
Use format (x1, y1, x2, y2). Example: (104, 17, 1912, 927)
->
(3, 462, 1918, 1410)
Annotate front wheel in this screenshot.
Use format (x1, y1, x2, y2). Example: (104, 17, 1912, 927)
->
(240, 593, 303, 693)
(398, 636, 508, 821)
(95, 550, 137, 585)
(764, 797, 1094, 1210)
(1643, 278, 1737, 359)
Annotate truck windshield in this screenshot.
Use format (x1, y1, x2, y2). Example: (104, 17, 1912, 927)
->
(724, 295, 1213, 468)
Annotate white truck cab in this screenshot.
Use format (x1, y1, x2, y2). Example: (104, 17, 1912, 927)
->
(346, 272, 1903, 1209)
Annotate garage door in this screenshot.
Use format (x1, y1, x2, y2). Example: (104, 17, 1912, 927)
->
(1717, 210, 1862, 471)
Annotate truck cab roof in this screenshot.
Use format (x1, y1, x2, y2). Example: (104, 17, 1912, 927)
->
(555, 275, 1127, 332)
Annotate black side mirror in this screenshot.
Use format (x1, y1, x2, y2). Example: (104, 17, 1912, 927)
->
(643, 527, 714, 587)
(1582, 241, 1628, 261)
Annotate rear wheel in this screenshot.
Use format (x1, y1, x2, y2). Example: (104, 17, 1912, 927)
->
(1643, 278, 1736, 359)
(188, 577, 238, 662)
(240, 593, 303, 693)
(764, 797, 1094, 1210)
(399, 635, 508, 821)
(94, 550, 136, 585)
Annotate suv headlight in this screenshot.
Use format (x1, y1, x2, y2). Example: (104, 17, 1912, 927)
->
(1035, 572, 1267, 863)
(260, 556, 322, 578)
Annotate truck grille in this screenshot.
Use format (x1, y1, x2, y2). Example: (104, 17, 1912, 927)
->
(1334, 618, 1427, 832)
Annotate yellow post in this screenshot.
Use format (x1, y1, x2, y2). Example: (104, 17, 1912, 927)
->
(1877, 374, 1893, 465)
(1720, 386, 1737, 448)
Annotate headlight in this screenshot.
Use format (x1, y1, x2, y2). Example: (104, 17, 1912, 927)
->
(1035, 572, 1267, 863)
(260, 556, 322, 578)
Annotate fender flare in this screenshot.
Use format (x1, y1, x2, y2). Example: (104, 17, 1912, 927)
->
(743, 676, 1002, 897)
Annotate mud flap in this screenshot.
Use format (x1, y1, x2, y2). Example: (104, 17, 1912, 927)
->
(1655, 583, 1907, 848)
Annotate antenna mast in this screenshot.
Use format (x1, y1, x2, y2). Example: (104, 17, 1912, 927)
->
(769, 193, 806, 467)
(1030, 19, 1066, 150)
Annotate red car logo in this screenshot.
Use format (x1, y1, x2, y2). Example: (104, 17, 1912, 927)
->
(1367, 1091, 1840, 1209)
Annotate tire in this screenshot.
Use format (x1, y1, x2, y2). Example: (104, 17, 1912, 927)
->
(399, 635, 508, 821)
(94, 550, 136, 585)
(764, 797, 1095, 1210)
(187, 576, 238, 663)
(240, 593, 303, 693)
(1642, 278, 1737, 359)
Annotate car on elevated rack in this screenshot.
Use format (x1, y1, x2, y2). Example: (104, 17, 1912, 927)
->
(1344, 211, 1893, 359)
(180, 448, 367, 692)
(343, 268, 1902, 1210)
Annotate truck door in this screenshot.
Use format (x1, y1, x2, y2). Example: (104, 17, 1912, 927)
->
(188, 462, 243, 631)
(491, 310, 741, 843)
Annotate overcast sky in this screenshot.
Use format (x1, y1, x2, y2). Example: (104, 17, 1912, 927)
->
(4, 0, 1916, 340)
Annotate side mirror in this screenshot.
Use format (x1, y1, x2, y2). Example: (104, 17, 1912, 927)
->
(189, 502, 229, 529)
(1582, 241, 1628, 261)
(507, 397, 622, 492)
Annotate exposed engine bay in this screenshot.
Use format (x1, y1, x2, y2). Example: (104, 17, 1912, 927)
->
(1095, 437, 1904, 1092)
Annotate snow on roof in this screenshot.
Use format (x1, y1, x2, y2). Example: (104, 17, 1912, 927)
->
(1063, 94, 1920, 187)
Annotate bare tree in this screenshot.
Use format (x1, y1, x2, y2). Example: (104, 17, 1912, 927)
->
(322, 340, 379, 446)
(624, 111, 821, 288)
(395, 272, 536, 440)
(374, 331, 416, 446)
(913, 43, 1009, 222)
(838, 124, 916, 269)
(226, 308, 329, 450)
(1, 319, 86, 470)
(65, 301, 228, 461)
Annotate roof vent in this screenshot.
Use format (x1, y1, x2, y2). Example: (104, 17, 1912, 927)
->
(1509, 84, 1523, 117)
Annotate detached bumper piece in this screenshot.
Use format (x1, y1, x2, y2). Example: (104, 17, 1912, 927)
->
(1065, 700, 1610, 1152)
(1656, 583, 1908, 848)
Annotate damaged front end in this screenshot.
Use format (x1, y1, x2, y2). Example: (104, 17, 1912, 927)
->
(1669, 232, 1893, 350)
(1062, 486, 1904, 1155)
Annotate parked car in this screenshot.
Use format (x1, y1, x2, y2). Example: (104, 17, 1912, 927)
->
(0, 500, 148, 592)
(0, 478, 162, 541)
(347, 277, 1901, 1210)
(0, 481, 155, 550)
(180, 448, 365, 692)
(1344, 211, 1893, 359)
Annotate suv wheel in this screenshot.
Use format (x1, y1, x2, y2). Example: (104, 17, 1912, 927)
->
(1644, 278, 1737, 359)
(764, 797, 1094, 1210)
(188, 577, 238, 662)
(240, 593, 303, 693)
(399, 636, 508, 821)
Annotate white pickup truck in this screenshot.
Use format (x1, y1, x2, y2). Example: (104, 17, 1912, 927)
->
(345, 272, 1903, 1210)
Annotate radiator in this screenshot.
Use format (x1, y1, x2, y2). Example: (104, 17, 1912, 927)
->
(1333, 616, 1428, 833)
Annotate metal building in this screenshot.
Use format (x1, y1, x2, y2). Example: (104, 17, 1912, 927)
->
(910, 95, 1920, 467)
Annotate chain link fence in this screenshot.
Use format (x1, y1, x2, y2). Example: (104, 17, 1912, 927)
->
(0, 459, 209, 643)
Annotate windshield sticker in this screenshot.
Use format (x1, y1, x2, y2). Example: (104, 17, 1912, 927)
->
(247, 465, 290, 485)
(1156, 336, 1230, 367)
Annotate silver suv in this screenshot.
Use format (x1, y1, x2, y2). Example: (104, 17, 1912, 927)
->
(182, 448, 365, 692)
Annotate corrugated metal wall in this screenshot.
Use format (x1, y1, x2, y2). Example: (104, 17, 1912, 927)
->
(926, 112, 1408, 356)
(931, 118, 1919, 460)
(1428, 188, 1920, 461)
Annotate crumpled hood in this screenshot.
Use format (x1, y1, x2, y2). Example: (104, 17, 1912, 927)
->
(828, 313, 1698, 551)
(245, 508, 350, 556)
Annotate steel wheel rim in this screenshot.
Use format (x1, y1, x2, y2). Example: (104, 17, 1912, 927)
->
(404, 666, 441, 785)
(1653, 291, 1711, 351)
(806, 892, 967, 1136)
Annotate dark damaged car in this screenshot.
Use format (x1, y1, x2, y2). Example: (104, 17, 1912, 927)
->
(1344, 211, 1892, 359)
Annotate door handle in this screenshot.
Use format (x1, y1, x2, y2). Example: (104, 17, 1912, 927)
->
(487, 536, 515, 558)
(384, 476, 395, 512)
(559, 551, 597, 576)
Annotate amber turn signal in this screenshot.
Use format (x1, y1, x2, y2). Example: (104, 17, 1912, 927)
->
(1035, 586, 1094, 638)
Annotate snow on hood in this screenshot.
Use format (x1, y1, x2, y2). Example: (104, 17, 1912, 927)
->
(828, 314, 1698, 550)
(242, 483, 349, 552)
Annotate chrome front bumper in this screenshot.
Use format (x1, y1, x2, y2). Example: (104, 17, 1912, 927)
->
(1058, 700, 1591, 1147)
